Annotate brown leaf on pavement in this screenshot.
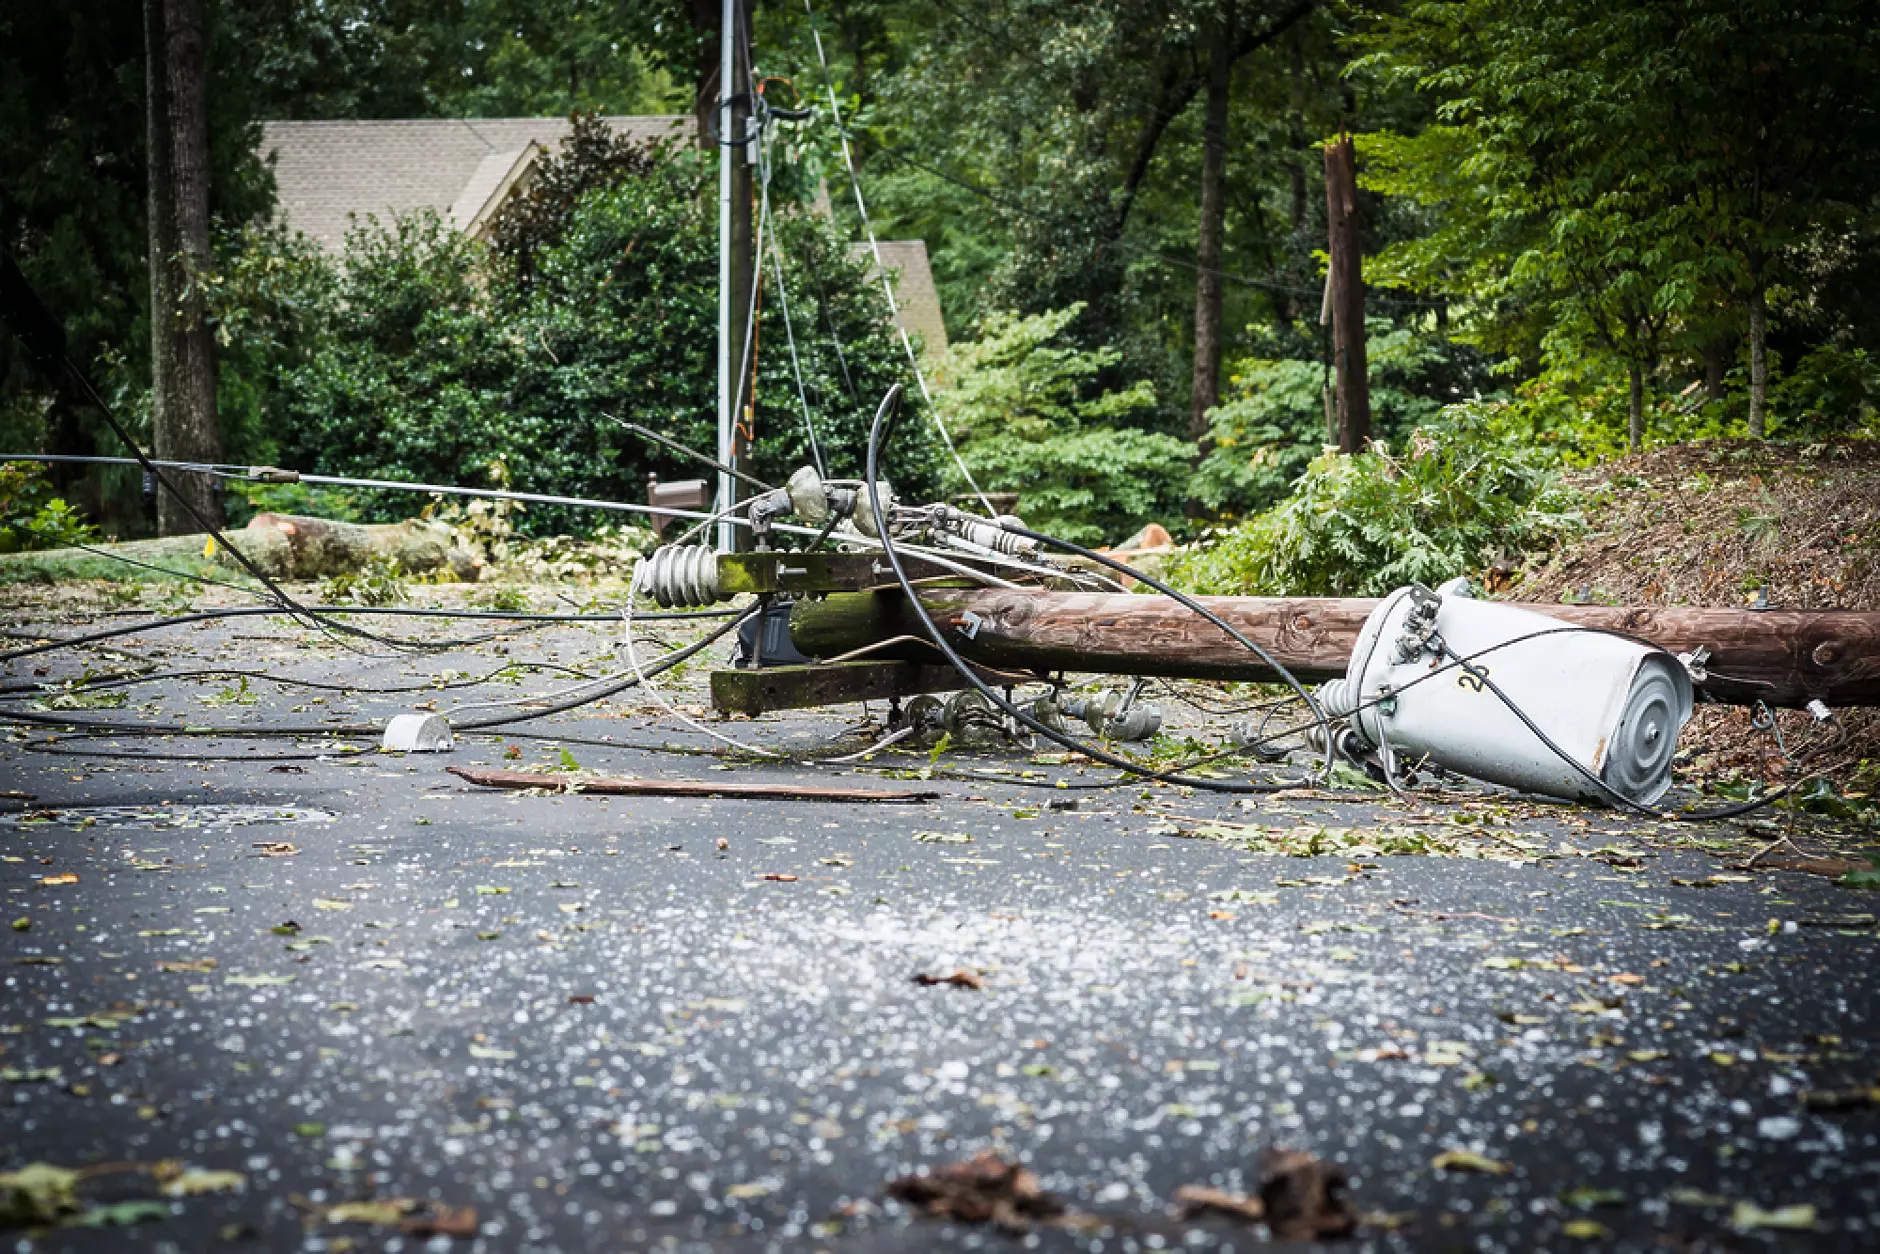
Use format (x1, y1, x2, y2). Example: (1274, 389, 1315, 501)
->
(401, 1203, 478, 1238)
(912, 970, 985, 990)
(1175, 1184, 1265, 1222)
(1260, 1147, 1357, 1240)
(885, 1151, 1066, 1232)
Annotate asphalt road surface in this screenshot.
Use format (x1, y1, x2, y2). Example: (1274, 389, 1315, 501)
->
(0, 603, 1875, 1252)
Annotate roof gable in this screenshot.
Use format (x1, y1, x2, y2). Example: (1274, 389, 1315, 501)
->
(260, 116, 692, 252)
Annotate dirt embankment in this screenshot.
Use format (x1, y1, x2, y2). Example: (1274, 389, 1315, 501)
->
(1518, 439, 1880, 787)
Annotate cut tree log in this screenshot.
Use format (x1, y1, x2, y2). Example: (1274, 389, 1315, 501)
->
(790, 589, 1880, 709)
(0, 513, 475, 584)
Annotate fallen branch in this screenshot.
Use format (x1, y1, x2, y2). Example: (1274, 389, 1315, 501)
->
(446, 766, 936, 803)
(1388, 899, 1520, 925)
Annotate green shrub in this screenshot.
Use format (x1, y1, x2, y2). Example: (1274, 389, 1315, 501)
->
(0, 463, 98, 553)
(269, 142, 936, 535)
(226, 481, 363, 527)
(1193, 322, 1493, 518)
(1165, 405, 1582, 596)
(1765, 345, 1880, 440)
(936, 304, 1193, 545)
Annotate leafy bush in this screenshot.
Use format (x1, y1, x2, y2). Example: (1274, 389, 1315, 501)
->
(1166, 405, 1582, 596)
(0, 463, 98, 553)
(1765, 345, 1880, 440)
(1193, 321, 1495, 519)
(1449, 344, 1880, 464)
(206, 221, 340, 478)
(936, 304, 1193, 545)
(226, 481, 363, 526)
(250, 134, 935, 535)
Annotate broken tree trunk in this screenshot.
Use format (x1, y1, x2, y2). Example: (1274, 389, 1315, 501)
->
(789, 589, 1880, 709)
(0, 514, 476, 584)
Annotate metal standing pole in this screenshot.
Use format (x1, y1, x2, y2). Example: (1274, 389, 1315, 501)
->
(715, 0, 737, 553)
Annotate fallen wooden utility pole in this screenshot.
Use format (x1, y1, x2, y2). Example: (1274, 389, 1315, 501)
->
(789, 589, 1880, 709)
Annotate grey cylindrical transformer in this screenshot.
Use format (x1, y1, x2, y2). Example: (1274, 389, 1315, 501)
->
(1326, 585, 1692, 805)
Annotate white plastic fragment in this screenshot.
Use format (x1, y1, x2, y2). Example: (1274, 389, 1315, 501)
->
(382, 713, 454, 753)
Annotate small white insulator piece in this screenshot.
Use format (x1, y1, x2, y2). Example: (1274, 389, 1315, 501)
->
(382, 713, 454, 753)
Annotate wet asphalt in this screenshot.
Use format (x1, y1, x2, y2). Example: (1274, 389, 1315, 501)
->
(0, 608, 1877, 1253)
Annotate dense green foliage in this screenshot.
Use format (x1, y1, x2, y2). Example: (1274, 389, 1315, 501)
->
(1194, 321, 1489, 517)
(226, 0, 683, 121)
(2, 0, 1878, 563)
(1167, 406, 1583, 596)
(936, 306, 1192, 545)
(241, 143, 931, 532)
(0, 464, 98, 554)
(0, 0, 274, 535)
(1358, 0, 1880, 447)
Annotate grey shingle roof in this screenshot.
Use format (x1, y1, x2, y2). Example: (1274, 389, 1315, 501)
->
(260, 116, 691, 252)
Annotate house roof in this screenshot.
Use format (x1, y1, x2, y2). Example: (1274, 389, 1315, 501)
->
(864, 240, 948, 358)
(258, 116, 947, 357)
(260, 116, 691, 252)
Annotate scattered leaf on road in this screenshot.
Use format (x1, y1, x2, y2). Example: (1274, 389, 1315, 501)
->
(1431, 1149, 1511, 1175)
(885, 1151, 1066, 1233)
(1259, 1147, 1357, 1241)
(1730, 1202, 1817, 1231)
(912, 970, 984, 990)
(1174, 1184, 1263, 1222)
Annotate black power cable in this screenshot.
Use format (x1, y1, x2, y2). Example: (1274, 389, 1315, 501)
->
(987, 520, 1334, 779)
(0, 659, 601, 699)
(864, 385, 1306, 796)
(0, 605, 754, 741)
(0, 603, 737, 665)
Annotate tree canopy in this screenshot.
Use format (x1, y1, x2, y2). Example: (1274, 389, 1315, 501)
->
(2, 0, 1877, 543)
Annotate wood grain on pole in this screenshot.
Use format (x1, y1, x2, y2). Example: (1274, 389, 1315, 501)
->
(790, 589, 1880, 709)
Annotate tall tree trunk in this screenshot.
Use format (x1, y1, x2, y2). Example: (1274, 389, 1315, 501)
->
(145, 0, 222, 536)
(1283, 29, 1307, 323)
(1323, 134, 1369, 454)
(1188, 3, 1233, 459)
(1746, 250, 1768, 439)
(1627, 361, 1645, 454)
(1702, 336, 1729, 402)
